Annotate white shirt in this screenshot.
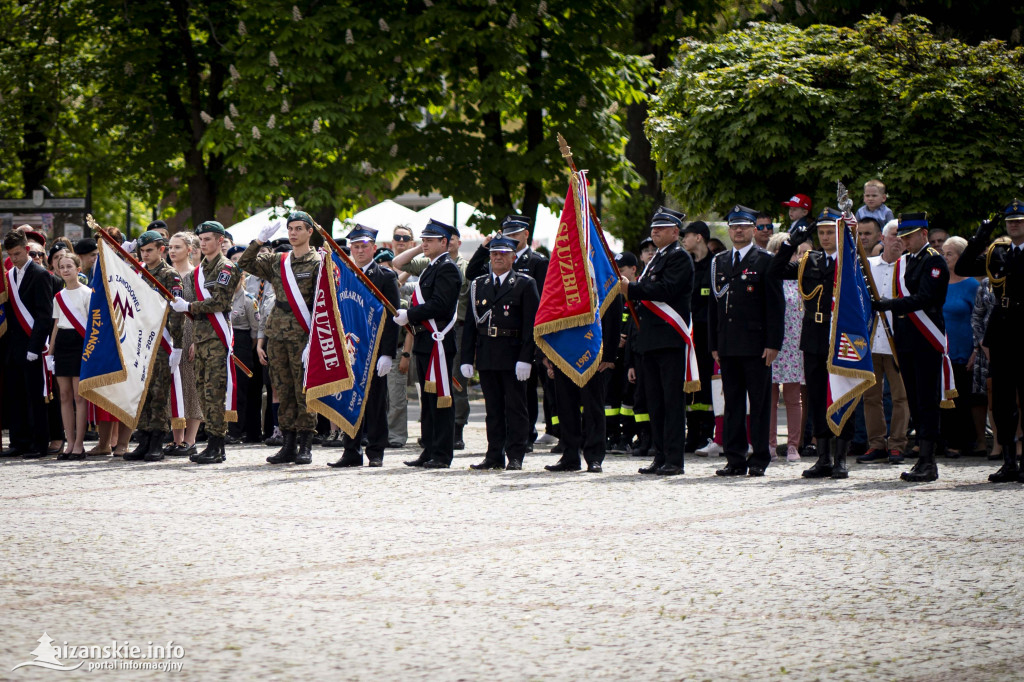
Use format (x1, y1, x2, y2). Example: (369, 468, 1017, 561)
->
(731, 243, 754, 265)
(493, 271, 509, 288)
(52, 285, 93, 331)
(515, 246, 528, 261)
(867, 254, 898, 355)
(11, 259, 31, 286)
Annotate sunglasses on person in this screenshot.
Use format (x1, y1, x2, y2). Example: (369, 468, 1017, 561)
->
(756, 224, 774, 231)
(392, 234, 413, 242)
(29, 250, 45, 259)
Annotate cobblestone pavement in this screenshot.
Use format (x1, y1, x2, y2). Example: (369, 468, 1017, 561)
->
(2, 411, 1022, 681)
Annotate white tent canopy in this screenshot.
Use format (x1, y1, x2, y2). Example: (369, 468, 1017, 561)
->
(341, 200, 424, 242)
(225, 199, 345, 245)
(530, 203, 624, 254)
(416, 197, 488, 240)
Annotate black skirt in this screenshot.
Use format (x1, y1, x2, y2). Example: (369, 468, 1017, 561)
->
(54, 328, 85, 377)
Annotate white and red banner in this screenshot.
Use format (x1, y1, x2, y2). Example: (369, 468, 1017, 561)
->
(303, 251, 356, 426)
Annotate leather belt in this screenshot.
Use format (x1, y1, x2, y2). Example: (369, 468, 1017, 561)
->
(480, 326, 519, 338)
(1001, 296, 1022, 308)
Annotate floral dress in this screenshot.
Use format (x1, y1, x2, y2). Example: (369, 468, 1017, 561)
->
(971, 277, 994, 395)
(773, 279, 804, 384)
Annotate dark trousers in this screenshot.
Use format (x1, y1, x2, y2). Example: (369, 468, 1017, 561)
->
(604, 354, 627, 440)
(230, 330, 262, 441)
(719, 355, 772, 470)
(989, 346, 1023, 450)
(805, 352, 854, 441)
(941, 362, 976, 451)
(553, 367, 607, 466)
(343, 371, 389, 459)
(541, 371, 557, 436)
(527, 367, 540, 439)
(643, 348, 688, 468)
(897, 342, 942, 442)
(416, 351, 455, 465)
(478, 368, 529, 464)
(6, 351, 50, 454)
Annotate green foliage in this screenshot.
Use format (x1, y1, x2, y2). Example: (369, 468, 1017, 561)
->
(647, 15, 1024, 231)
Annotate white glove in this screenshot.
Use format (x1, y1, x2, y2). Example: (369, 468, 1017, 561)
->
(45, 355, 56, 373)
(26, 351, 39, 362)
(393, 309, 409, 327)
(170, 296, 190, 313)
(122, 239, 137, 253)
(376, 355, 393, 377)
(169, 348, 182, 373)
(258, 220, 281, 244)
(460, 364, 474, 380)
(301, 343, 310, 368)
(515, 361, 531, 381)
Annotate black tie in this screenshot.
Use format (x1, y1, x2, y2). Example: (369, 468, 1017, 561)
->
(12, 269, 17, 285)
(733, 250, 741, 269)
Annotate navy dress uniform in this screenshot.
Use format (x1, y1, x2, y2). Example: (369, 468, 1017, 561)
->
(402, 220, 463, 469)
(625, 207, 695, 476)
(461, 237, 540, 470)
(873, 213, 949, 482)
(955, 199, 1024, 482)
(467, 214, 550, 443)
(769, 208, 853, 478)
(328, 226, 400, 468)
(709, 205, 785, 476)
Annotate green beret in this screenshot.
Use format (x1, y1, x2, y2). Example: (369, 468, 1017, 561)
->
(196, 220, 226, 236)
(287, 211, 315, 229)
(137, 230, 166, 247)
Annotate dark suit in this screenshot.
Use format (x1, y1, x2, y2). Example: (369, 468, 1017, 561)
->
(3, 260, 54, 455)
(626, 242, 695, 468)
(407, 253, 462, 464)
(462, 270, 539, 465)
(956, 237, 1024, 453)
(552, 296, 623, 467)
(342, 261, 400, 462)
(885, 246, 949, 442)
(709, 245, 785, 471)
(769, 243, 852, 440)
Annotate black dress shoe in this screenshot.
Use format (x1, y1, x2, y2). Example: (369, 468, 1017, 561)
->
(387, 441, 405, 448)
(327, 456, 362, 468)
(367, 458, 383, 467)
(747, 467, 766, 477)
(638, 460, 663, 475)
(422, 459, 450, 469)
(716, 465, 747, 476)
(505, 459, 522, 471)
(656, 465, 683, 476)
(0, 447, 24, 457)
(544, 460, 581, 472)
(470, 459, 504, 470)
(586, 463, 603, 473)
(404, 454, 429, 467)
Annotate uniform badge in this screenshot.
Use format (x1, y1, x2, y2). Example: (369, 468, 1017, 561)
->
(296, 272, 312, 279)
(171, 285, 183, 297)
(930, 268, 940, 278)
(481, 299, 487, 306)
(747, 285, 754, 292)
(741, 274, 747, 280)
(216, 271, 231, 285)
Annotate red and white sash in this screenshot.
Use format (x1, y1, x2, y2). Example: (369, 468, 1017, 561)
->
(412, 280, 458, 408)
(159, 329, 186, 429)
(639, 300, 701, 392)
(894, 256, 957, 407)
(280, 252, 311, 334)
(194, 264, 238, 421)
(55, 288, 89, 338)
(8, 267, 52, 398)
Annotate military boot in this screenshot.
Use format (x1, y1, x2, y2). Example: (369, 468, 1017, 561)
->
(989, 444, 1020, 483)
(123, 432, 151, 461)
(294, 431, 314, 465)
(802, 438, 833, 478)
(193, 436, 225, 464)
(831, 438, 850, 479)
(266, 431, 297, 464)
(144, 431, 166, 461)
(901, 440, 939, 482)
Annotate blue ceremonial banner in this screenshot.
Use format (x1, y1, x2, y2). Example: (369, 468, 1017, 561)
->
(305, 251, 384, 437)
(826, 221, 876, 435)
(79, 241, 168, 428)
(534, 170, 615, 387)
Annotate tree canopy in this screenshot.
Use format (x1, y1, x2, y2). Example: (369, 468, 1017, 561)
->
(647, 15, 1024, 230)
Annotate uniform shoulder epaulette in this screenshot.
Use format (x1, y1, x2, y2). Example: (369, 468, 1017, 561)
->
(924, 246, 941, 257)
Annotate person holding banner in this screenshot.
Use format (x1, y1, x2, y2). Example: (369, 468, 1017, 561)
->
(237, 212, 322, 466)
(461, 236, 540, 470)
(46, 251, 91, 459)
(954, 199, 1024, 483)
(872, 213, 951, 483)
(620, 207, 696, 476)
(170, 221, 243, 465)
(394, 219, 462, 469)
(709, 205, 784, 477)
(1, 230, 53, 459)
(769, 209, 853, 478)
(326, 225, 399, 468)
(125, 230, 185, 462)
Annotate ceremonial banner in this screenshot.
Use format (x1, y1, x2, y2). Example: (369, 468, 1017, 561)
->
(826, 221, 876, 434)
(79, 241, 168, 428)
(534, 170, 614, 386)
(304, 251, 368, 436)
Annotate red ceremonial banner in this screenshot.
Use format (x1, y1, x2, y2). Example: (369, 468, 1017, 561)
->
(303, 254, 355, 401)
(533, 182, 596, 334)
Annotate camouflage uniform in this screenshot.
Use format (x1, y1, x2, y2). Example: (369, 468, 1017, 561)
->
(190, 252, 242, 437)
(237, 241, 321, 433)
(136, 260, 185, 432)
